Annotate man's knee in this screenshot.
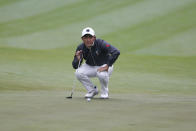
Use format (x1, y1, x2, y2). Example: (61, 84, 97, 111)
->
(75, 69, 85, 80)
(97, 72, 109, 80)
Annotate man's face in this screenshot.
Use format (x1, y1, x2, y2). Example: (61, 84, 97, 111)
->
(82, 34, 95, 48)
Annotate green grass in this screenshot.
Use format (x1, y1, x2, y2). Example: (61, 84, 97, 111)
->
(0, 0, 196, 131)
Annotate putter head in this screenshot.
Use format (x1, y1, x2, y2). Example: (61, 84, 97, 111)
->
(66, 96, 72, 99)
(66, 92, 73, 99)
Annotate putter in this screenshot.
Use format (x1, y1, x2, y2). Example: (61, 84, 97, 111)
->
(66, 54, 82, 99)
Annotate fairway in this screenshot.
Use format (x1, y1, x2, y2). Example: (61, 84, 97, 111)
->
(0, 0, 196, 131)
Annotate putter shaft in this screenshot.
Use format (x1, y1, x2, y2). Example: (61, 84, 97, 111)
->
(66, 55, 82, 99)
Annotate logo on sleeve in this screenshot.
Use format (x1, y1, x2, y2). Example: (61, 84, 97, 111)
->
(106, 44, 110, 47)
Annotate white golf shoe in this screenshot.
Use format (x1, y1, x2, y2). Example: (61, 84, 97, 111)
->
(100, 93, 109, 99)
(85, 86, 98, 98)
(100, 87, 109, 99)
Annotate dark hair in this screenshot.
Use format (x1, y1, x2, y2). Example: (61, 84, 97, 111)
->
(82, 34, 94, 38)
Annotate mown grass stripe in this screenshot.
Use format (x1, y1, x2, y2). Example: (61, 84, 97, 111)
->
(2, 0, 194, 50)
(104, 2, 196, 53)
(0, 0, 83, 23)
(0, 0, 24, 8)
(132, 28, 196, 56)
(0, 0, 142, 38)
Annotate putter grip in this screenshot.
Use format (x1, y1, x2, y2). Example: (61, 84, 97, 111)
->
(78, 53, 83, 68)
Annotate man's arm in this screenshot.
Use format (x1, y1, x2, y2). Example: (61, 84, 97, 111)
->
(98, 40, 120, 72)
(102, 41, 120, 66)
(72, 45, 83, 69)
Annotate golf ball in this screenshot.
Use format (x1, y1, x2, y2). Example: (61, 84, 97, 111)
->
(86, 98, 91, 102)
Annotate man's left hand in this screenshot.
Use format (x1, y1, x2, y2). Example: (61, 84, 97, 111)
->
(97, 65, 109, 72)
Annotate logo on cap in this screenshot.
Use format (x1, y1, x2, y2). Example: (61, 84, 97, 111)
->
(82, 27, 95, 37)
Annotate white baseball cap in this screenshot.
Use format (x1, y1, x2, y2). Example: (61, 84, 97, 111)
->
(81, 27, 95, 37)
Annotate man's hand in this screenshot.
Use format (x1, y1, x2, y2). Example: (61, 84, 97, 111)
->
(97, 65, 109, 72)
(75, 50, 82, 60)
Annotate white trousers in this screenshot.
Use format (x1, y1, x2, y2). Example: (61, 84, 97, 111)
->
(75, 63, 113, 94)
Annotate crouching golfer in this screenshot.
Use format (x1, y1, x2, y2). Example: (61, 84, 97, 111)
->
(72, 27, 120, 99)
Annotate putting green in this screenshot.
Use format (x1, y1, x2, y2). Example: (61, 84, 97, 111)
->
(0, 91, 196, 131)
